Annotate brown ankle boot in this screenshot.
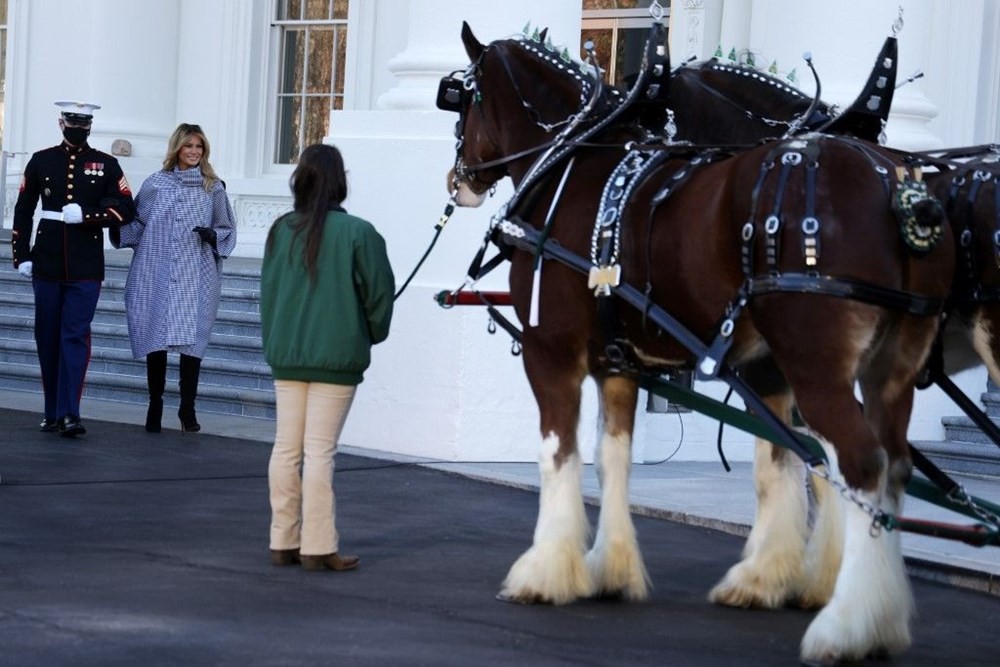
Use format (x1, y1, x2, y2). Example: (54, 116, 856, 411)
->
(300, 553, 360, 571)
(269, 549, 301, 566)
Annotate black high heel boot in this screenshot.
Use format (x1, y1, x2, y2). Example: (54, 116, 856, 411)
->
(145, 351, 167, 433)
(178, 353, 202, 433)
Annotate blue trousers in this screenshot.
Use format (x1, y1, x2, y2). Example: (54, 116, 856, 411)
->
(32, 278, 101, 420)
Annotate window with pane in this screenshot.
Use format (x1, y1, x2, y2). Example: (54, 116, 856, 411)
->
(582, 1, 669, 89)
(272, 0, 349, 164)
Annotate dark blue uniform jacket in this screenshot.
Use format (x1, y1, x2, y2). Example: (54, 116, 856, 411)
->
(11, 142, 136, 281)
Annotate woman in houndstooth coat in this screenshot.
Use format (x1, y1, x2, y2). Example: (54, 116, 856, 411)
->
(113, 123, 237, 433)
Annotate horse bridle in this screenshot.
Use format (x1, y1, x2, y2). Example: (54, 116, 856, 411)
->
(438, 42, 599, 195)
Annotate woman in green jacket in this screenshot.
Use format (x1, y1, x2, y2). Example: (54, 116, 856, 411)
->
(260, 143, 394, 572)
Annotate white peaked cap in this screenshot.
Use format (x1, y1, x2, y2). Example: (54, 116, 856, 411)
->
(54, 100, 101, 120)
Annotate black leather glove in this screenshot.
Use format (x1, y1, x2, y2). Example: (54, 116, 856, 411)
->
(192, 226, 217, 248)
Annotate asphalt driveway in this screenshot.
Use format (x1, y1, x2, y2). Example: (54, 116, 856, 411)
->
(1, 408, 997, 666)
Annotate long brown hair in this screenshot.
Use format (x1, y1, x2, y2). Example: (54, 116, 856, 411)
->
(266, 143, 348, 283)
(163, 123, 221, 192)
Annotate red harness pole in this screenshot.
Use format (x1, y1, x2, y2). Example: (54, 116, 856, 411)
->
(435, 290, 512, 307)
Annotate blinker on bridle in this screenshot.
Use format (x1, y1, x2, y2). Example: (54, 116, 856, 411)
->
(435, 69, 470, 113)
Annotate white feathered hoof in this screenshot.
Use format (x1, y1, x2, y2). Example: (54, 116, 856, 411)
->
(586, 538, 651, 601)
(800, 600, 912, 665)
(497, 543, 593, 605)
(708, 558, 799, 609)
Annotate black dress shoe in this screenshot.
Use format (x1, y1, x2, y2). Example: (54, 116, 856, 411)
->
(39, 417, 60, 433)
(59, 416, 86, 438)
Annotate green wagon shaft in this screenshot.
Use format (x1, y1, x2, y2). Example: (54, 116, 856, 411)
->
(435, 288, 1000, 548)
(641, 373, 1000, 547)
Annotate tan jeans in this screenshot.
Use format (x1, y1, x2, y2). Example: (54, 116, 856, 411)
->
(269, 380, 356, 556)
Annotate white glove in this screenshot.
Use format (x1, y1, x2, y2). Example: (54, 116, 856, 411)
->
(17, 261, 32, 278)
(62, 203, 83, 224)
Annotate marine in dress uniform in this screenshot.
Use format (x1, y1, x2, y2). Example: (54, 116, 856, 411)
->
(10, 101, 136, 437)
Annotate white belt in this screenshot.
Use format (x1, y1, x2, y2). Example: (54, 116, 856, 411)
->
(41, 209, 64, 221)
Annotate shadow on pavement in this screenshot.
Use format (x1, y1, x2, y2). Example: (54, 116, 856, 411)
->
(1, 408, 997, 666)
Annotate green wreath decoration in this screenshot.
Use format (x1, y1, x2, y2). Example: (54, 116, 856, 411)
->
(894, 177, 945, 255)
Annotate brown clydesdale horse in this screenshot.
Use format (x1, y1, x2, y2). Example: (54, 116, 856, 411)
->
(661, 37, 1000, 386)
(662, 45, 1000, 623)
(672, 66, 1000, 389)
(443, 23, 954, 663)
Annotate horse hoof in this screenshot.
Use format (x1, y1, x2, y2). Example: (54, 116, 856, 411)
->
(709, 580, 781, 609)
(495, 590, 545, 605)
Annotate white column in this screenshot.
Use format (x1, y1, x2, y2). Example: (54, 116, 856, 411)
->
(746, 0, 941, 150)
(176, 0, 255, 180)
(979, 1, 1000, 143)
(377, 0, 582, 110)
(3, 0, 180, 225)
(329, 0, 586, 462)
(11, 0, 180, 158)
(668, 0, 709, 63)
(69, 0, 180, 161)
(923, 0, 992, 146)
(717, 1, 752, 61)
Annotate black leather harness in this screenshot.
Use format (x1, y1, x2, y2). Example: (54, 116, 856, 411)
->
(947, 167, 1000, 304)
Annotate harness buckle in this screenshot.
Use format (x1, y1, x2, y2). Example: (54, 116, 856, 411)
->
(588, 264, 621, 296)
(764, 215, 781, 235)
(781, 151, 802, 166)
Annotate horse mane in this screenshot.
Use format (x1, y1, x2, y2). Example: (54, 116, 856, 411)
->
(693, 59, 810, 101)
(497, 32, 625, 111)
(667, 59, 834, 143)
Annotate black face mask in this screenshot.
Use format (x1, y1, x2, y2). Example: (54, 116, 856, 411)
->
(62, 126, 90, 146)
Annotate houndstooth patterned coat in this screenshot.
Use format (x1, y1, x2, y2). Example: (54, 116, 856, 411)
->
(114, 166, 237, 359)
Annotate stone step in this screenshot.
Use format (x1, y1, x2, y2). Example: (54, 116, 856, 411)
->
(2, 361, 275, 420)
(981, 391, 1000, 418)
(941, 414, 1000, 447)
(102, 251, 264, 292)
(0, 272, 262, 315)
(0, 228, 273, 421)
(0, 337, 273, 393)
(915, 439, 1000, 477)
(0, 316, 266, 364)
(0, 241, 263, 293)
(0, 292, 262, 337)
(96, 279, 262, 314)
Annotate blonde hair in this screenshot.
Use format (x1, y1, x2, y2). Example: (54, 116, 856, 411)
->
(162, 123, 220, 192)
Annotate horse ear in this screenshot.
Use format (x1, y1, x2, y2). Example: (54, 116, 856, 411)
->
(539, 28, 548, 43)
(461, 21, 485, 61)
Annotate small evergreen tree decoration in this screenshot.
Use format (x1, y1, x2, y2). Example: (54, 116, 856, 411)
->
(769, 60, 778, 74)
(714, 44, 724, 58)
(522, 22, 531, 37)
(787, 68, 798, 84)
(727, 47, 738, 62)
(745, 51, 756, 67)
